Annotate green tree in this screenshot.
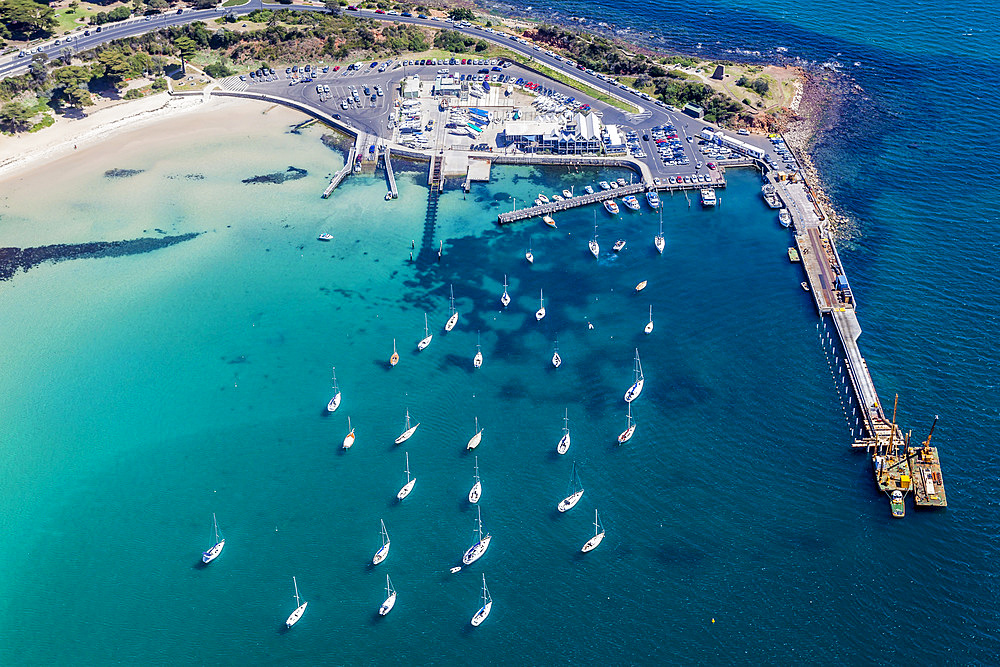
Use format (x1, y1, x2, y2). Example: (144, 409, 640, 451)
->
(173, 35, 198, 74)
(0, 99, 34, 131)
(448, 7, 474, 21)
(0, 0, 57, 36)
(323, 0, 341, 14)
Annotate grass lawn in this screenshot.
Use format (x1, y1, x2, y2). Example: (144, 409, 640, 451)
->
(222, 0, 251, 6)
(51, 1, 111, 34)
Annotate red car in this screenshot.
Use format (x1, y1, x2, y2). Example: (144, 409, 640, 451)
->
(707, 162, 717, 170)
(374, 9, 385, 13)
(461, 59, 467, 65)
(332, 65, 340, 71)
(675, 176, 684, 184)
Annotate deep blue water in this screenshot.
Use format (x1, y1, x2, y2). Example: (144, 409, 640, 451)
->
(2, 0, 999, 663)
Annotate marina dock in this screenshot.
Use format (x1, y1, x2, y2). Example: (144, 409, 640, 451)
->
(498, 183, 646, 224)
(323, 145, 356, 198)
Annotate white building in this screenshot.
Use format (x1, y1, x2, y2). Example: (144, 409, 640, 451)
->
(501, 112, 604, 154)
(700, 129, 765, 160)
(402, 75, 421, 99)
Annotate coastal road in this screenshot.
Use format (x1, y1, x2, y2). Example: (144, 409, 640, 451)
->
(0, 2, 782, 174)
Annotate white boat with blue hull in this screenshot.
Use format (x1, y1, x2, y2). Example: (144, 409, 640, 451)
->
(557, 461, 584, 512)
(373, 519, 390, 565)
(624, 348, 644, 403)
(470, 573, 492, 627)
(462, 505, 491, 565)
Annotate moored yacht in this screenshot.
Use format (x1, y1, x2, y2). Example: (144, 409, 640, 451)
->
(201, 513, 225, 564)
(581, 509, 605, 552)
(537, 193, 550, 204)
(557, 461, 584, 512)
(624, 348, 644, 402)
(444, 284, 459, 332)
(470, 573, 492, 627)
(599, 180, 611, 190)
(462, 505, 491, 565)
(700, 188, 717, 207)
(466, 416, 483, 450)
(584, 185, 595, 195)
(379, 575, 396, 616)
(535, 289, 546, 321)
(645, 191, 660, 209)
(589, 220, 600, 258)
(326, 367, 341, 412)
(285, 577, 308, 628)
(557, 408, 571, 455)
(779, 209, 791, 228)
(372, 519, 390, 565)
(417, 313, 433, 350)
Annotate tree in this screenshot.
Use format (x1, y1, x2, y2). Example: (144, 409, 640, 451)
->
(448, 7, 475, 21)
(173, 35, 198, 74)
(0, 0, 57, 37)
(323, 0, 341, 14)
(0, 100, 34, 132)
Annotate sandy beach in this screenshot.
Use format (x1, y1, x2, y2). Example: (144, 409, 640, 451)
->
(0, 92, 310, 185)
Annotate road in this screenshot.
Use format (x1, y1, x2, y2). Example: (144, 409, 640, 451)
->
(0, 2, 784, 179)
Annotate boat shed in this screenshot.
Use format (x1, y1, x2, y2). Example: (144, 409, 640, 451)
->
(683, 103, 705, 119)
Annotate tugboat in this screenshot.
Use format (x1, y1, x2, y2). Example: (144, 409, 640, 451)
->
(871, 395, 910, 518)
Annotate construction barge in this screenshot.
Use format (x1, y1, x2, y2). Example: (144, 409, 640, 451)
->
(774, 173, 948, 516)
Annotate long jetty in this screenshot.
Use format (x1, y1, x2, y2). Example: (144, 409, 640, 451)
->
(498, 183, 646, 224)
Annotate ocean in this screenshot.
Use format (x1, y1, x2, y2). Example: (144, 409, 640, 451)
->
(1, 1, 998, 663)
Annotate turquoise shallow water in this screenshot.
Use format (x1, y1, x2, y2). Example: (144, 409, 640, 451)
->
(3, 0, 1000, 658)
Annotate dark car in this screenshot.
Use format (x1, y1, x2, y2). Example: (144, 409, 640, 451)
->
(401, 11, 412, 16)
(417, 13, 427, 18)
(176, 8, 183, 14)
(369, 61, 377, 68)
(347, 5, 358, 10)
(95, 26, 102, 32)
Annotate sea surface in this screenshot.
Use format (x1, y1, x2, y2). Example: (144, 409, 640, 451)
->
(1, 1, 999, 663)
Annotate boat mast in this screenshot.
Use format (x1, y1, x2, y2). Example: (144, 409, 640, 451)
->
(293, 576, 300, 606)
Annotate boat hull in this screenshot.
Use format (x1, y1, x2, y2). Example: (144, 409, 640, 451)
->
(397, 479, 416, 500)
(618, 425, 635, 444)
(471, 600, 492, 626)
(536, 308, 546, 321)
(589, 241, 599, 258)
(202, 539, 225, 564)
(655, 236, 665, 254)
(327, 393, 341, 412)
(373, 542, 390, 565)
(473, 352, 483, 368)
(557, 433, 571, 455)
(285, 602, 308, 627)
(343, 431, 355, 449)
(394, 424, 419, 444)
(582, 532, 605, 552)
(558, 489, 584, 513)
(462, 534, 491, 565)
(445, 313, 459, 332)
(417, 335, 433, 350)
(624, 378, 644, 403)
(552, 353, 561, 368)
(466, 430, 483, 450)
(469, 481, 482, 504)
(379, 593, 397, 616)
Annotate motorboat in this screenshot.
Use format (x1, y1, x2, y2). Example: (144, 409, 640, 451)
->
(700, 188, 717, 206)
(613, 239, 626, 252)
(604, 200, 620, 215)
(317, 233, 333, 241)
(598, 181, 611, 190)
(622, 195, 641, 211)
(584, 185, 595, 195)
(645, 191, 660, 209)
(779, 209, 791, 227)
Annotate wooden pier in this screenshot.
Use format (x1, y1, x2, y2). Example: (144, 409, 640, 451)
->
(498, 183, 646, 224)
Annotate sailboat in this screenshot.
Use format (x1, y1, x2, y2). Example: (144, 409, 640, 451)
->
(644, 306, 654, 334)
(372, 519, 390, 565)
(473, 331, 483, 369)
(466, 416, 483, 450)
(468, 456, 482, 504)
(394, 409, 419, 444)
(341, 416, 356, 449)
(623, 348, 644, 403)
(326, 367, 341, 412)
(379, 574, 396, 616)
(397, 452, 416, 500)
(470, 573, 493, 627)
(581, 509, 605, 552)
(654, 208, 665, 254)
(589, 219, 600, 259)
(201, 513, 225, 564)
(285, 576, 308, 628)
(444, 284, 459, 332)
(500, 275, 511, 307)
(617, 403, 636, 444)
(551, 339, 562, 368)
(535, 289, 546, 321)
(417, 313, 433, 350)
(556, 409, 571, 455)
(557, 461, 585, 512)
(525, 238, 534, 264)
(389, 339, 399, 367)
(462, 505, 491, 565)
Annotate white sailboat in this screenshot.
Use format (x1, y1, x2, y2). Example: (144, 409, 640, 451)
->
(326, 367, 341, 412)
(551, 339, 562, 368)
(389, 338, 399, 367)
(462, 505, 491, 565)
(654, 208, 665, 254)
(285, 576, 308, 628)
(417, 313, 433, 350)
(535, 289, 546, 321)
(556, 409, 571, 455)
(394, 409, 419, 444)
(557, 461, 585, 512)
(525, 238, 534, 264)
(342, 416, 356, 449)
(617, 403, 636, 444)
(444, 284, 459, 332)
(466, 416, 483, 450)
(589, 219, 600, 259)
(644, 306, 654, 334)
(473, 331, 484, 368)
(581, 509, 605, 552)
(372, 518, 390, 565)
(379, 575, 396, 616)
(397, 452, 416, 500)
(470, 573, 493, 627)
(500, 275, 511, 307)
(623, 348, 644, 403)
(468, 456, 482, 504)
(201, 513, 225, 564)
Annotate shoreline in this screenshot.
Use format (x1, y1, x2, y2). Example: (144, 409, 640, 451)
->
(0, 93, 249, 184)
